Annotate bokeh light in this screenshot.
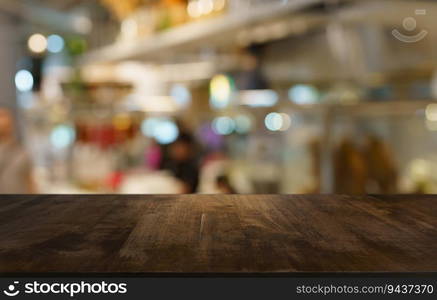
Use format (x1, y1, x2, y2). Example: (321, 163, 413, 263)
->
(67, 37, 88, 56)
(409, 159, 430, 181)
(47, 35, 65, 53)
(265, 112, 282, 131)
(15, 70, 34, 92)
(425, 104, 437, 121)
(171, 84, 192, 109)
(141, 118, 179, 144)
(264, 112, 291, 131)
(288, 84, 319, 104)
(112, 114, 132, 131)
(199, 123, 224, 150)
(154, 121, 179, 144)
(141, 118, 160, 137)
(199, 0, 214, 15)
(210, 74, 233, 109)
(28, 34, 47, 53)
(187, 0, 201, 18)
(212, 116, 235, 135)
(239, 90, 278, 107)
(188, 0, 224, 17)
(50, 125, 76, 149)
(279, 113, 291, 131)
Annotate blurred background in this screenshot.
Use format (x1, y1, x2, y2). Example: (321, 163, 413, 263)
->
(1, 0, 437, 194)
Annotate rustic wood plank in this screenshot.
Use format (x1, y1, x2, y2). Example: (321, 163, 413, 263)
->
(0, 194, 436, 273)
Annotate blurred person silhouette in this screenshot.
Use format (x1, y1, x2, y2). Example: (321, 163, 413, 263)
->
(0, 108, 36, 193)
(161, 133, 199, 193)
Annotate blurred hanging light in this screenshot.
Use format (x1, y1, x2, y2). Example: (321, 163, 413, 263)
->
(210, 74, 234, 109)
(50, 125, 76, 149)
(47, 35, 65, 53)
(28, 34, 47, 54)
(212, 116, 235, 135)
(15, 70, 34, 92)
(288, 84, 319, 104)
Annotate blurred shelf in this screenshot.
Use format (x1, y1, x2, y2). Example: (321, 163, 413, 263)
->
(80, 0, 322, 65)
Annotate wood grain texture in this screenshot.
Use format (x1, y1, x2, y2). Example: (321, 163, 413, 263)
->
(0, 194, 436, 273)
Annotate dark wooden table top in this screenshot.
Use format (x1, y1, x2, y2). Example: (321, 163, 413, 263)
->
(0, 194, 436, 273)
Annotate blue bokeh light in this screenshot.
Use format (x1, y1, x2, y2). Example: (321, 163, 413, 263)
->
(50, 125, 75, 149)
(212, 116, 235, 135)
(141, 118, 179, 144)
(288, 84, 319, 104)
(47, 35, 65, 53)
(15, 70, 34, 92)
